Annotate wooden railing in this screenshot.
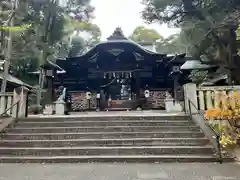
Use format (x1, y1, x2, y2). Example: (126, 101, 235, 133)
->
(196, 86, 240, 111)
(0, 92, 14, 116)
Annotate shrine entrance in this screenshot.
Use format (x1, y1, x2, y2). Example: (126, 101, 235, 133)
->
(108, 79, 132, 100)
(103, 71, 136, 110)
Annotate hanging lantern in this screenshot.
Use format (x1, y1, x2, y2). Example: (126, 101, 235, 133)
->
(144, 90, 150, 98)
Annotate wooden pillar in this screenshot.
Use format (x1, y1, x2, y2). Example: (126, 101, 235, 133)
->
(99, 89, 105, 110)
(173, 75, 178, 102)
(135, 71, 140, 99)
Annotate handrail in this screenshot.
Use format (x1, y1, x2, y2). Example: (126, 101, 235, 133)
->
(187, 99, 223, 163)
(0, 101, 20, 118)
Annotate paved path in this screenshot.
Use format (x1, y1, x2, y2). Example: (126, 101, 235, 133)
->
(0, 163, 239, 180)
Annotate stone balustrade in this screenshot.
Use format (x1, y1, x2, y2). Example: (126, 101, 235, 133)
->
(0, 93, 14, 116)
(197, 86, 240, 111)
(0, 86, 29, 118)
(183, 83, 240, 112)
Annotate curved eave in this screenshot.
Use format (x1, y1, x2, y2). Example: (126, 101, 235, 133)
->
(66, 40, 166, 61)
(29, 70, 66, 75)
(41, 60, 65, 71)
(55, 59, 69, 70)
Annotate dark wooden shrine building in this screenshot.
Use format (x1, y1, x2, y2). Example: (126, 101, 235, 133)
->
(49, 28, 190, 111)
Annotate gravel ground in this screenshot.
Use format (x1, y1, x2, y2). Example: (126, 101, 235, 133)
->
(0, 163, 239, 180)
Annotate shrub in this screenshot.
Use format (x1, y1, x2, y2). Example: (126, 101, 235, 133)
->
(204, 91, 240, 148)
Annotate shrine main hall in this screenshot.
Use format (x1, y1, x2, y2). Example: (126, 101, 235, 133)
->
(47, 28, 191, 111)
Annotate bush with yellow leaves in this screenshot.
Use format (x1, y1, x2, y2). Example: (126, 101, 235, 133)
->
(204, 91, 240, 149)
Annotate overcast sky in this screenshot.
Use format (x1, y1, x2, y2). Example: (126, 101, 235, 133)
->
(91, 0, 180, 40)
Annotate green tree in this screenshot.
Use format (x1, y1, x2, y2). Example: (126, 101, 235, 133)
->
(237, 25, 240, 55)
(156, 34, 187, 54)
(0, 0, 95, 85)
(142, 0, 240, 83)
(129, 26, 161, 43)
(68, 36, 85, 57)
(0, 0, 20, 92)
(63, 17, 101, 57)
(189, 70, 208, 85)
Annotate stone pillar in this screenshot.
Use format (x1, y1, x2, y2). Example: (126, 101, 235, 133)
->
(44, 69, 54, 105)
(198, 90, 205, 110)
(12, 86, 29, 118)
(165, 92, 174, 112)
(6, 95, 12, 115)
(12, 89, 20, 118)
(183, 83, 198, 113)
(165, 91, 183, 112)
(55, 100, 65, 115)
(206, 91, 213, 110)
(0, 95, 6, 114)
(19, 86, 29, 118)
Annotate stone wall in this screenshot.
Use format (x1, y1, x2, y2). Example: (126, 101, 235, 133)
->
(71, 92, 97, 111)
(70, 89, 182, 111)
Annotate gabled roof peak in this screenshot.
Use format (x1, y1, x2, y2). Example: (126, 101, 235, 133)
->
(107, 27, 128, 40)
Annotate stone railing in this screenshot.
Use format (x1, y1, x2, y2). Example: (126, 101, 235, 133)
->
(0, 92, 14, 116)
(197, 86, 240, 111)
(0, 86, 29, 118)
(183, 83, 240, 113)
(184, 84, 240, 161)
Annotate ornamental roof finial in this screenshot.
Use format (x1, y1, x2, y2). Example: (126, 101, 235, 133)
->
(107, 27, 128, 40)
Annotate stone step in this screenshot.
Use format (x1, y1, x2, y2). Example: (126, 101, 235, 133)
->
(0, 155, 226, 163)
(15, 120, 195, 127)
(0, 146, 214, 156)
(0, 138, 209, 147)
(8, 126, 201, 133)
(2, 131, 205, 140)
(104, 108, 131, 111)
(17, 116, 189, 122)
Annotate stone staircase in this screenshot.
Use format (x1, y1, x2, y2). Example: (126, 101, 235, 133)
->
(104, 100, 134, 111)
(0, 115, 233, 163)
